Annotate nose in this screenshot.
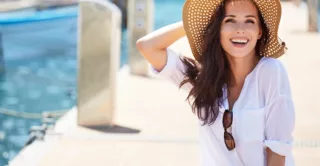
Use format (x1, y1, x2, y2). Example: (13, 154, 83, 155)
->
(236, 23, 245, 34)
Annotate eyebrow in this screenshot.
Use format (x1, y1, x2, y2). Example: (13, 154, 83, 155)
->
(225, 15, 257, 19)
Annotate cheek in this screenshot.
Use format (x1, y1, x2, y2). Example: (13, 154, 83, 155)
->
(220, 25, 233, 46)
(220, 24, 234, 36)
(245, 25, 261, 38)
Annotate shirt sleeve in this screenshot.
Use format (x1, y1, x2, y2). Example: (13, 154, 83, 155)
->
(260, 59, 295, 157)
(150, 48, 192, 91)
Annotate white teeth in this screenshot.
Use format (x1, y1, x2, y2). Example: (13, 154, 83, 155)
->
(231, 39, 248, 44)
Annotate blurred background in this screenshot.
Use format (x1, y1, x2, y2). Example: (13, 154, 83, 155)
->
(0, 0, 186, 165)
(0, 0, 319, 166)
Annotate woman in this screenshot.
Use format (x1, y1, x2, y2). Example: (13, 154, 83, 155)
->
(136, 0, 295, 166)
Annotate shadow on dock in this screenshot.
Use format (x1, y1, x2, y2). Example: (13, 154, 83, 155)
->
(87, 125, 140, 134)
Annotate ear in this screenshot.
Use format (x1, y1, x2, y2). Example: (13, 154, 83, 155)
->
(258, 28, 262, 39)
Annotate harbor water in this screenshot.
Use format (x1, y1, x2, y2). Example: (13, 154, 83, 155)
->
(0, 0, 184, 165)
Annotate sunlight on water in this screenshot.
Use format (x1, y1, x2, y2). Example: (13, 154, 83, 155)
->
(0, 0, 185, 164)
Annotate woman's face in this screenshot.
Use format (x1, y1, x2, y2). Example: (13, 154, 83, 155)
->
(220, 0, 262, 58)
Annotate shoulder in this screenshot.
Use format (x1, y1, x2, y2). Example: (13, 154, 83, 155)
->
(257, 57, 288, 78)
(256, 57, 292, 97)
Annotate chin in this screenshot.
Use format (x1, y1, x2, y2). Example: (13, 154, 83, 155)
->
(226, 51, 251, 58)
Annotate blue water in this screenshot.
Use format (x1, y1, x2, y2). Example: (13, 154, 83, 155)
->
(0, 0, 185, 165)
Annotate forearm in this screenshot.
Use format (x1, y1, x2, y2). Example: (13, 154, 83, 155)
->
(137, 21, 185, 51)
(266, 147, 285, 166)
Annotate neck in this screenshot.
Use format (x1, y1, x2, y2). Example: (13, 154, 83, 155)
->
(226, 53, 261, 87)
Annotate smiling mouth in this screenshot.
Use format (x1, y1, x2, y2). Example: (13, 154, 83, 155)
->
(230, 39, 249, 48)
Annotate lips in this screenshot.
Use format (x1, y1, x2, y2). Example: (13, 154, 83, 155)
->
(230, 38, 249, 48)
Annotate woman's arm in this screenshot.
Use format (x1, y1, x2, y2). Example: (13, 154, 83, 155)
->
(260, 60, 295, 166)
(266, 147, 285, 166)
(136, 21, 186, 72)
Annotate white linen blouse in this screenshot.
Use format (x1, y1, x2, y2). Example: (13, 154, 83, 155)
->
(151, 48, 295, 166)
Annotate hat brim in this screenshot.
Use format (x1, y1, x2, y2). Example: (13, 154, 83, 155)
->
(182, 0, 287, 61)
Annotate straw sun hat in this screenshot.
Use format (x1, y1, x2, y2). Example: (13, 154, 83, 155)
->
(182, 0, 287, 61)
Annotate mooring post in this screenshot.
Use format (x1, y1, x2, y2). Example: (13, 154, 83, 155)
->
(127, 0, 154, 76)
(77, 0, 121, 126)
(307, 0, 319, 32)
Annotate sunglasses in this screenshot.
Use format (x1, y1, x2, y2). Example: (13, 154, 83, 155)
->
(223, 109, 236, 150)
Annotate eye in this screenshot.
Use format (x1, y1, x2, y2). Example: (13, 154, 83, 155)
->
(225, 19, 235, 23)
(246, 19, 255, 24)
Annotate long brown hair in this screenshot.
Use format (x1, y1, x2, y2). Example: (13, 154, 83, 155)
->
(179, 0, 269, 126)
